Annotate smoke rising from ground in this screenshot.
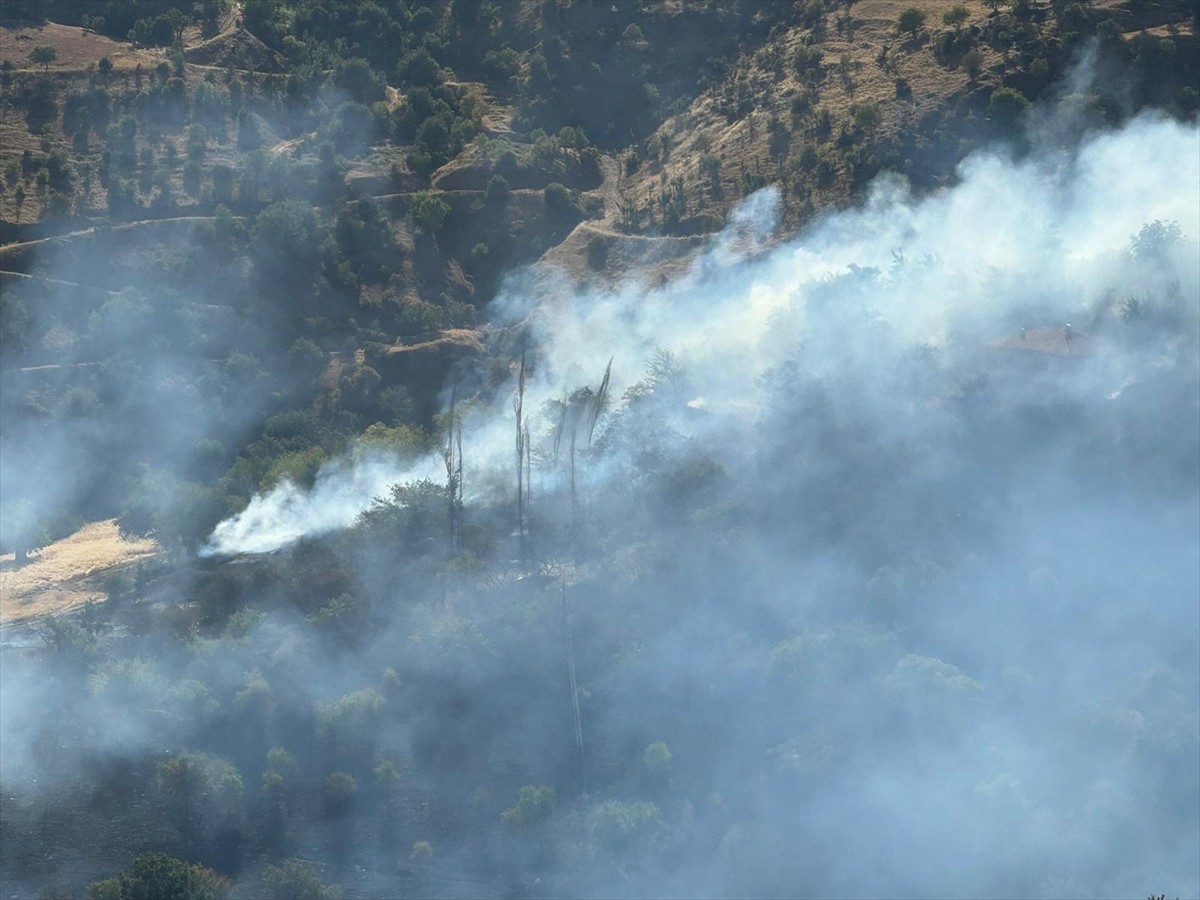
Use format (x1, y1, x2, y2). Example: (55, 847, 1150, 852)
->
(207, 111, 1198, 558)
(201, 449, 443, 556)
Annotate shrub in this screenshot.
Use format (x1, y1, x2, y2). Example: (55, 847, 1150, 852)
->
(897, 7, 927, 35)
(943, 5, 969, 30)
(89, 854, 230, 900)
(262, 859, 342, 900)
(962, 48, 986, 80)
(544, 182, 576, 218)
(643, 741, 673, 772)
(485, 173, 510, 204)
(411, 191, 450, 233)
(322, 772, 357, 818)
(501, 785, 556, 830)
(987, 86, 1030, 126)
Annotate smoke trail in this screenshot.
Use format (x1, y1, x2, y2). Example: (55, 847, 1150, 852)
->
(201, 450, 442, 556)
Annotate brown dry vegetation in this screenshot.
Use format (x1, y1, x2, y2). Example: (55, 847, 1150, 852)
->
(382, 328, 485, 356)
(0, 21, 159, 74)
(617, 0, 998, 227)
(0, 519, 157, 624)
(612, 0, 1194, 233)
(542, 221, 705, 285)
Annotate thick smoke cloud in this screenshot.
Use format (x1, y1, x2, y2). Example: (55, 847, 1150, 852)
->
(208, 111, 1198, 559)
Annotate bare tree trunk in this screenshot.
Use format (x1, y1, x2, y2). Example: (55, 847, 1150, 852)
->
(443, 392, 463, 554)
(563, 581, 585, 797)
(514, 352, 526, 553)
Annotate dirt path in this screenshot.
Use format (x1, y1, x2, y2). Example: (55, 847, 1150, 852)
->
(0, 519, 157, 625)
(0, 215, 240, 257)
(0, 270, 119, 293)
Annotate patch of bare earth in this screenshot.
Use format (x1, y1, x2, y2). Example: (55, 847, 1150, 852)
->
(0, 519, 157, 624)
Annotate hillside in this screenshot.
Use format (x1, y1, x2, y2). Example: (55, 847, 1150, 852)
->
(0, 3, 1198, 899)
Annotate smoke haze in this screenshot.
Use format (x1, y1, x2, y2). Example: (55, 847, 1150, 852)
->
(2, 73, 1197, 900)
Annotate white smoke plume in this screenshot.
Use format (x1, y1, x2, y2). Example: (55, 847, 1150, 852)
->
(201, 449, 443, 556)
(204, 112, 1199, 557)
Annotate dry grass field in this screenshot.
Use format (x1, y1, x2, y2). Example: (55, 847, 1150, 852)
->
(0, 519, 157, 624)
(0, 20, 158, 74)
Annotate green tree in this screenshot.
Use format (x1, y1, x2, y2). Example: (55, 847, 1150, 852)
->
(962, 48, 985, 81)
(336, 57, 385, 104)
(987, 85, 1030, 126)
(484, 173, 510, 205)
(28, 45, 56, 71)
(156, 751, 244, 823)
(643, 741, 673, 773)
(544, 182, 576, 218)
(588, 799, 666, 857)
(211, 164, 235, 205)
(767, 116, 791, 165)
(88, 853, 230, 900)
(1130, 219, 1183, 263)
(2, 497, 50, 564)
(117, 465, 230, 555)
(397, 48, 441, 87)
(411, 191, 449, 234)
(943, 5, 970, 31)
(852, 102, 881, 135)
(261, 859, 343, 900)
(250, 199, 321, 297)
(501, 785, 555, 830)
(322, 772, 357, 818)
(897, 7, 927, 35)
(320, 688, 384, 771)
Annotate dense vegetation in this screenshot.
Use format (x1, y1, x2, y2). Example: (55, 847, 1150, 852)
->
(0, 1, 1197, 898)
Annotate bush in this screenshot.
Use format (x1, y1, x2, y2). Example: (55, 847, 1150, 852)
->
(544, 182, 576, 218)
(89, 854, 230, 900)
(483, 47, 522, 84)
(397, 48, 441, 87)
(643, 741, 672, 772)
(336, 57, 385, 103)
(501, 785, 556, 830)
(962, 48, 985, 81)
(411, 191, 450, 233)
(262, 859, 342, 900)
(587, 235, 610, 270)
(897, 7, 927, 35)
(322, 772, 357, 818)
(987, 86, 1030, 127)
(943, 5, 969, 30)
(27, 45, 56, 70)
(485, 174, 510, 204)
(588, 799, 666, 856)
